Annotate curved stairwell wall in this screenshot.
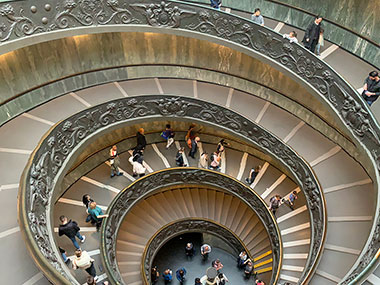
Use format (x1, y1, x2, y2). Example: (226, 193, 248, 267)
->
(0, 76, 373, 284)
(19, 94, 327, 284)
(103, 169, 282, 284)
(118, 189, 274, 284)
(0, 1, 377, 284)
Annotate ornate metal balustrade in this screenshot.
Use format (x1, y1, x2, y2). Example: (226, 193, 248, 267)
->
(8, 0, 379, 282)
(18, 95, 325, 284)
(103, 172, 277, 284)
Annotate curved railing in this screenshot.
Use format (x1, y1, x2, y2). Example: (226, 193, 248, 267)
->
(18, 95, 325, 285)
(142, 218, 251, 284)
(182, 0, 379, 68)
(7, 0, 378, 282)
(102, 170, 279, 284)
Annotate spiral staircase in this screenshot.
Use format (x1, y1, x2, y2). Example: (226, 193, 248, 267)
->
(0, 0, 379, 284)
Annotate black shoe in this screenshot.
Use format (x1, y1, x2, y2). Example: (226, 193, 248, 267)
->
(65, 259, 71, 266)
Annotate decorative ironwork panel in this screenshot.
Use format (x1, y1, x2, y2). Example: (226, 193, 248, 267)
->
(7, 0, 379, 283)
(104, 169, 282, 284)
(19, 95, 325, 284)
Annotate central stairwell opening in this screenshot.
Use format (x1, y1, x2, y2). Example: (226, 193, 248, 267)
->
(152, 232, 254, 284)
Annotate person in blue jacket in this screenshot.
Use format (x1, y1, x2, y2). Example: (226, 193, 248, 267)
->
(176, 267, 187, 284)
(163, 269, 173, 284)
(210, 0, 221, 10)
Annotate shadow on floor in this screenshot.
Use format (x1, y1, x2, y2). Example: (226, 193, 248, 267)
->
(152, 233, 253, 285)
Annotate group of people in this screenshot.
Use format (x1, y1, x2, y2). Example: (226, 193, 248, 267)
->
(152, 242, 267, 284)
(237, 251, 265, 284)
(109, 128, 148, 178)
(209, 1, 325, 56)
(173, 123, 229, 172)
(152, 243, 231, 285)
(58, 215, 107, 283)
(56, 193, 110, 282)
(269, 191, 298, 217)
(208, 3, 380, 107)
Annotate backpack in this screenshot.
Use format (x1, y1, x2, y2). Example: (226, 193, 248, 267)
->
(176, 153, 183, 166)
(187, 138, 192, 148)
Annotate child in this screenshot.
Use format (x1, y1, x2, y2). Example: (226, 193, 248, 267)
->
(283, 31, 298, 44)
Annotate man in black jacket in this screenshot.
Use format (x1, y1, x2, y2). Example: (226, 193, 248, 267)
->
(302, 15, 323, 53)
(362, 71, 380, 106)
(59, 215, 85, 249)
(136, 128, 147, 150)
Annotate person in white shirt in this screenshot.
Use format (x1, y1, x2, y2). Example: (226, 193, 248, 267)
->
(199, 152, 209, 168)
(72, 249, 98, 281)
(201, 244, 212, 260)
(283, 31, 298, 44)
(129, 152, 146, 178)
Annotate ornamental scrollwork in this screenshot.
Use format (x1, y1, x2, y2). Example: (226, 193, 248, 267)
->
(53, 0, 140, 29)
(0, 4, 43, 42)
(130, 1, 196, 28)
(103, 169, 281, 284)
(20, 95, 325, 285)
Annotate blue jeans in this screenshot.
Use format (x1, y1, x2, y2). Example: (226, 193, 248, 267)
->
(69, 232, 83, 249)
(316, 43, 321, 55)
(61, 252, 68, 262)
(366, 99, 374, 106)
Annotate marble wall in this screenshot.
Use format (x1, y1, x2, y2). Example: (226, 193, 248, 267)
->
(276, 0, 380, 43)
(188, 0, 379, 67)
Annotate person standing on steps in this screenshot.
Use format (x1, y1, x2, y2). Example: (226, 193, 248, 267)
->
(82, 194, 95, 224)
(209, 151, 221, 171)
(87, 201, 108, 231)
(72, 249, 98, 281)
(129, 154, 146, 178)
(185, 123, 198, 142)
(136, 128, 147, 150)
(302, 15, 323, 53)
(176, 267, 187, 285)
(58, 215, 85, 250)
(283, 191, 298, 211)
(199, 152, 209, 168)
(362, 71, 380, 106)
(109, 145, 123, 178)
(216, 139, 229, 154)
(189, 137, 200, 159)
(201, 244, 212, 260)
(176, 147, 187, 167)
(251, 8, 264, 26)
(245, 165, 261, 184)
(161, 124, 175, 149)
(269, 195, 281, 217)
(162, 269, 173, 284)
